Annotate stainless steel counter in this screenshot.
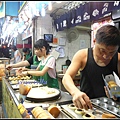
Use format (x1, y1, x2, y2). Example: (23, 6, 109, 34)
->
(2, 77, 120, 119)
(14, 90, 72, 108)
(57, 74, 80, 92)
(2, 77, 73, 118)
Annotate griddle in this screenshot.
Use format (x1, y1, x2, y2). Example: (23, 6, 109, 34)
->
(26, 87, 61, 103)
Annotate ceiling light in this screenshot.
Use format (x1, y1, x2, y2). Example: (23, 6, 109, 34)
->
(41, 4, 45, 17)
(56, 1, 62, 3)
(48, 1, 52, 11)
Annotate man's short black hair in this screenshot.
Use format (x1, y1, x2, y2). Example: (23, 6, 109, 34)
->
(96, 25, 120, 46)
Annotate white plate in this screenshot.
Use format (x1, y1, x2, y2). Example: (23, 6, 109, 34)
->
(27, 87, 60, 99)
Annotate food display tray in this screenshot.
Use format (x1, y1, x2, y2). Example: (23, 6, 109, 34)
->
(91, 97, 120, 118)
(26, 107, 54, 119)
(7, 76, 31, 81)
(9, 79, 39, 85)
(10, 80, 42, 90)
(26, 105, 69, 119)
(60, 102, 119, 119)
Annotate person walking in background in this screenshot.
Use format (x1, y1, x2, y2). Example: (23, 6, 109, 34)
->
(22, 48, 32, 61)
(10, 45, 22, 64)
(20, 39, 59, 89)
(62, 25, 120, 110)
(1, 43, 10, 58)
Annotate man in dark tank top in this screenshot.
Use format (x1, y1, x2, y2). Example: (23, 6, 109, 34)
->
(62, 25, 120, 110)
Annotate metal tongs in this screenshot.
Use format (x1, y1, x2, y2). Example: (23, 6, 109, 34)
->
(102, 74, 112, 98)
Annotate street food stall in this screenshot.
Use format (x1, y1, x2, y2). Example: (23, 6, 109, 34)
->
(0, 59, 119, 118)
(1, 73, 120, 119)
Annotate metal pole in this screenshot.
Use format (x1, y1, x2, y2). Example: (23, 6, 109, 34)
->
(32, 18, 35, 56)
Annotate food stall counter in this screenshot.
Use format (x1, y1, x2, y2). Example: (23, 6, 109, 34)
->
(57, 73, 80, 92)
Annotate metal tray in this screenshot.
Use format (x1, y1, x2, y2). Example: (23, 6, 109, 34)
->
(26, 106, 54, 118)
(9, 79, 40, 85)
(26, 105, 69, 118)
(7, 75, 32, 81)
(11, 80, 42, 90)
(91, 97, 120, 118)
(60, 102, 119, 119)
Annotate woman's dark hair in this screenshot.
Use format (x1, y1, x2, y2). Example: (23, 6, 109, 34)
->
(11, 45, 17, 51)
(34, 39, 51, 55)
(95, 25, 120, 46)
(22, 48, 29, 53)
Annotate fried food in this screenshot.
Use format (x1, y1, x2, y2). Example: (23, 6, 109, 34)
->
(31, 106, 51, 119)
(108, 80, 117, 89)
(75, 108, 85, 115)
(82, 113, 95, 119)
(19, 84, 31, 95)
(102, 113, 117, 118)
(9, 76, 31, 81)
(48, 105, 60, 118)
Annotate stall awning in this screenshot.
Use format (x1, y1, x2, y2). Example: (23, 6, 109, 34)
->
(54, 1, 120, 32)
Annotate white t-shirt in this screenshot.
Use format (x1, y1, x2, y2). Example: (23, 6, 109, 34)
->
(38, 55, 56, 79)
(14, 50, 21, 63)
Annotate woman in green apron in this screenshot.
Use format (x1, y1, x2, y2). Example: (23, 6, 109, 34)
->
(31, 55, 41, 81)
(21, 39, 59, 89)
(6, 54, 42, 81)
(22, 48, 32, 69)
(38, 55, 59, 89)
(22, 48, 32, 61)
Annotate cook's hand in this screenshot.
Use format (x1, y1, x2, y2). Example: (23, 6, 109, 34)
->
(104, 86, 117, 101)
(17, 67, 28, 72)
(21, 71, 28, 76)
(16, 69, 22, 76)
(6, 64, 12, 70)
(21, 67, 28, 71)
(17, 67, 22, 72)
(72, 90, 93, 110)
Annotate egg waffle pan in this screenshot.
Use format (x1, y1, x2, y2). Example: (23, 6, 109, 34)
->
(60, 102, 119, 119)
(91, 97, 120, 118)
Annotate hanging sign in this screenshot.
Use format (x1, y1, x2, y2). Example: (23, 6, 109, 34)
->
(54, 1, 120, 32)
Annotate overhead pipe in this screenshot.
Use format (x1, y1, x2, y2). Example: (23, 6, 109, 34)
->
(75, 26, 91, 30)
